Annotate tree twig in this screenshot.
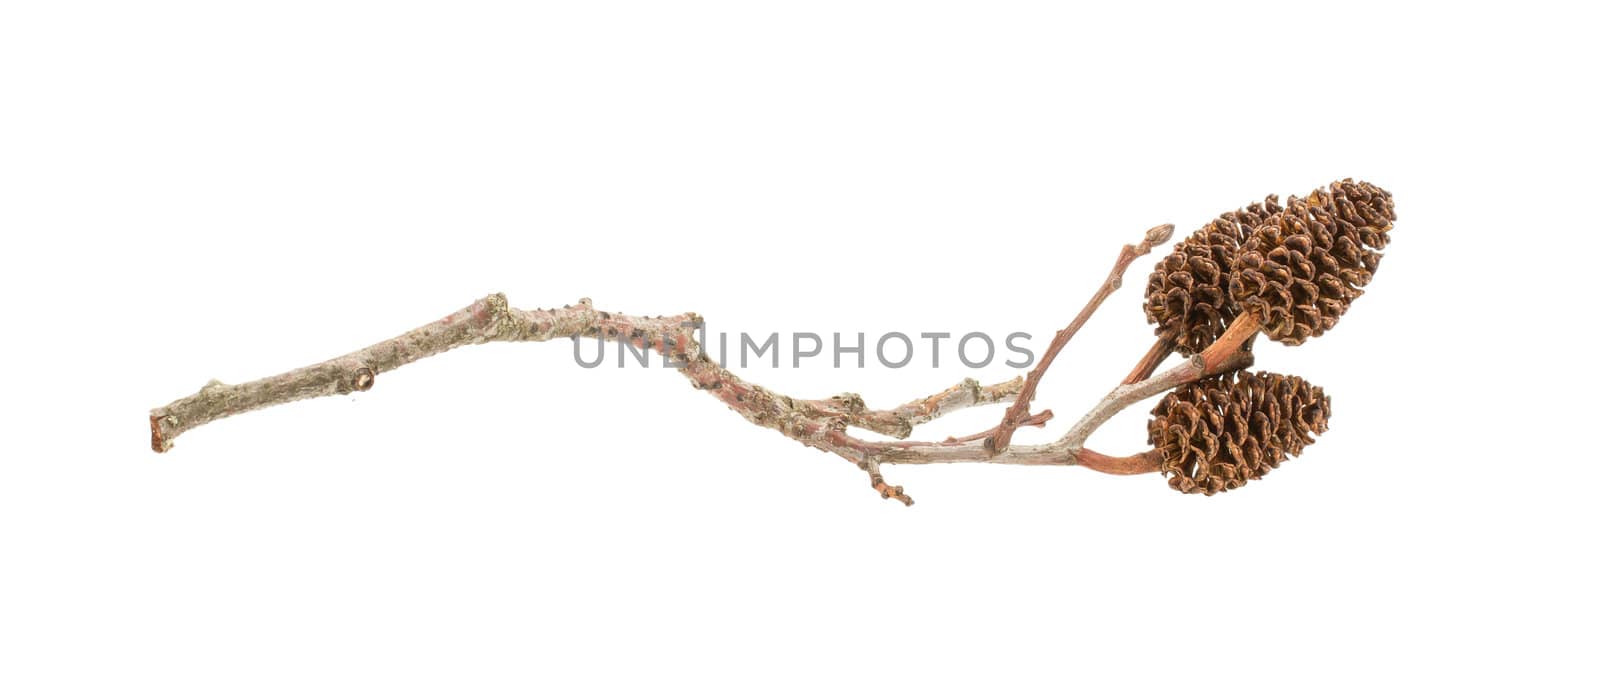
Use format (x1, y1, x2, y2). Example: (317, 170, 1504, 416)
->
(858, 457, 913, 506)
(1076, 448, 1164, 475)
(985, 223, 1175, 454)
(1121, 335, 1175, 385)
(801, 377, 1028, 439)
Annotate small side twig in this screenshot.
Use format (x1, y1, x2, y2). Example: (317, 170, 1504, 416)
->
(942, 410, 1053, 444)
(802, 376, 1027, 439)
(986, 223, 1174, 454)
(1076, 448, 1164, 475)
(1121, 335, 1175, 385)
(859, 457, 913, 506)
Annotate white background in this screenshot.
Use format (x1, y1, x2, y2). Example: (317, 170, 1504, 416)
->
(3, 2, 1595, 689)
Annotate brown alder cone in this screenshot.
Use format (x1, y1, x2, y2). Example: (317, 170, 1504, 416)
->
(1229, 179, 1396, 345)
(1143, 196, 1283, 355)
(1148, 371, 1330, 495)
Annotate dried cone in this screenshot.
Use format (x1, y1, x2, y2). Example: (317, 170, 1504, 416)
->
(1230, 179, 1396, 345)
(1143, 196, 1283, 355)
(1148, 371, 1330, 495)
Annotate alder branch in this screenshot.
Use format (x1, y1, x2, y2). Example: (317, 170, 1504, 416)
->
(149, 228, 1259, 505)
